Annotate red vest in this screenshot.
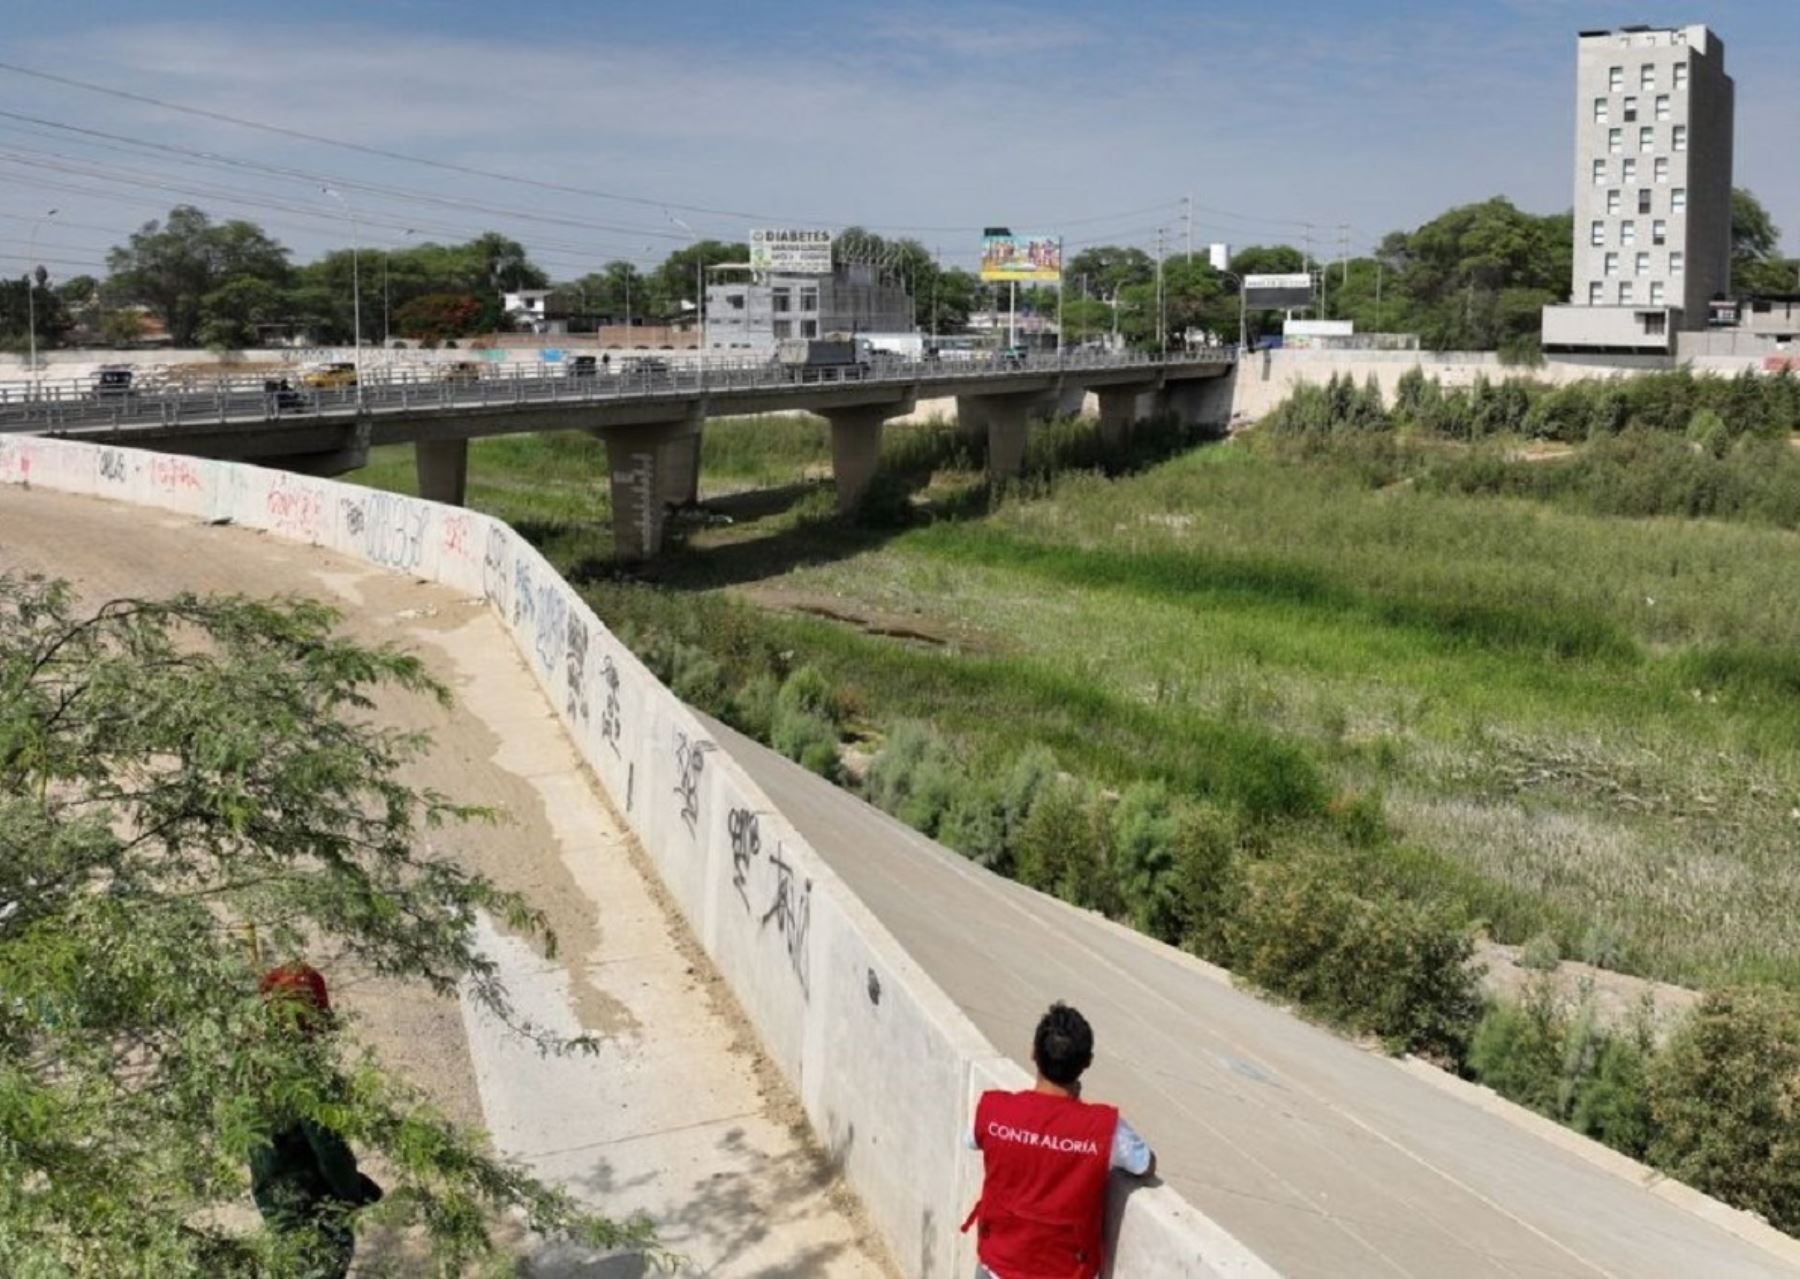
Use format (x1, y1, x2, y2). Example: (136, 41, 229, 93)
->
(963, 1089, 1117, 1279)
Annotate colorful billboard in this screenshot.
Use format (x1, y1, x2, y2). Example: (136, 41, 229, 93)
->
(749, 228, 833, 275)
(980, 234, 1062, 283)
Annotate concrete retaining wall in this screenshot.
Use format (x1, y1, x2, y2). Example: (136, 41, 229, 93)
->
(0, 432, 1277, 1279)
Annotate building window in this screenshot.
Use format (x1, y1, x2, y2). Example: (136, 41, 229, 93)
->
(771, 288, 792, 313)
(1619, 281, 1634, 304)
(799, 287, 818, 311)
(1650, 281, 1665, 305)
(1621, 220, 1636, 245)
(1671, 187, 1686, 211)
(1593, 159, 1607, 186)
(1639, 125, 1654, 151)
(1640, 63, 1656, 90)
(1672, 124, 1688, 151)
(1670, 251, 1685, 275)
(1609, 66, 1624, 92)
(1622, 157, 1638, 183)
(727, 293, 745, 310)
(1654, 156, 1669, 184)
(1652, 219, 1667, 245)
(1636, 189, 1652, 214)
(800, 319, 818, 338)
(1604, 251, 1620, 276)
(1593, 97, 1609, 123)
(772, 319, 793, 338)
(1607, 127, 1623, 153)
(1590, 220, 1606, 247)
(1635, 251, 1651, 277)
(1655, 94, 1671, 121)
(1588, 281, 1605, 305)
(1622, 96, 1638, 122)
(1674, 63, 1688, 89)
(1606, 189, 1622, 215)
(1642, 310, 1666, 336)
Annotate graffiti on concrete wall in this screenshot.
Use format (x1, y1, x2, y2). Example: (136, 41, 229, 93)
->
(511, 558, 534, 629)
(728, 807, 762, 908)
(533, 580, 566, 675)
(97, 448, 129, 486)
(762, 846, 813, 996)
(565, 612, 590, 726)
(148, 454, 203, 494)
(481, 525, 511, 615)
(440, 511, 477, 567)
(673, 730, 714, 836)
(598, 655, 622, 756)
(361, 490, 428, 572)
(265, 475, 327, 543)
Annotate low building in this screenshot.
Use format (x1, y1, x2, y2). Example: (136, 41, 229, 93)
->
(501, 289, 562, 335)
(705, 263, 915, 354)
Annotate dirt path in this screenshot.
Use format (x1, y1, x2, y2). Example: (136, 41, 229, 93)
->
(0, 485, 893, 1277)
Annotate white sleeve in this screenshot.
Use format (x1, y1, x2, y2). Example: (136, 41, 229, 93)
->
(964, 1125, 981, 1152)
(1111, 1116, 1153, 1175)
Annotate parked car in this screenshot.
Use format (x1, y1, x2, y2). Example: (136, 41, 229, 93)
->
(437, 361, 484, 384)
(567, 354, 600, 377)
(91, 366, 135, 400)
(301, 361, 359, 389)
(624, 357, 672, 378)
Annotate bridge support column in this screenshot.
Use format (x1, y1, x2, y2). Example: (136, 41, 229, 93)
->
(1095, 385, 1156, 451)
(824, 406, 891, 513)
(974, 393, 1038, 480)
(415, 437, 469, 506)
(1157, 377, 1232, 436)
(954, 395, 991, 450)
(600, 410, 703, 562)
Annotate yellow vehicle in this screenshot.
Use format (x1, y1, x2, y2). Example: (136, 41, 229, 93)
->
(301, 361, 359, 389)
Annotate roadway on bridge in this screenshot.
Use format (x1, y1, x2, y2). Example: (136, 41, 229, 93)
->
(699, 712, 1800, 1279)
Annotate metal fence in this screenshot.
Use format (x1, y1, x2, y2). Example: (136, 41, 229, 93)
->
(0, 348, 1237, 434)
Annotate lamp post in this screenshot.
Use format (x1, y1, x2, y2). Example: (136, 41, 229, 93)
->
(321, 187, 363, 404)
(26, 208, 57, 380)
(1216, 269, 1249, 353)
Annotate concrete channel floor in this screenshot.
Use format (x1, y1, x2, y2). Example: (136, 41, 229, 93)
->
(0, 486, 892, 1278)
(697, 715, 1800, 1279)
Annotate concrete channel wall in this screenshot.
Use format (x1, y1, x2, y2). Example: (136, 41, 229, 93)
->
(0, 432, 1278, 1279)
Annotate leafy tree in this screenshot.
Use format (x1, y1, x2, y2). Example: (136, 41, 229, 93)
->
(0, 577, 654, 1274)
(98, 308, 144, 348)
(1730, 188, 1796, 297)
(1066, 246, 1154, 296)
(0, 277, 72, 351)
(106, 206, 291, 346)
(655, 239, 744, 319)
(199, 277, 288, 350)
(393, 292, 484, 344)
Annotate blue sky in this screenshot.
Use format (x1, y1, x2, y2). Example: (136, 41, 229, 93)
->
(2, 0, 1794, 282)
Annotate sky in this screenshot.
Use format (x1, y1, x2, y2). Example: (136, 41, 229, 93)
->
(2, 0, 1795, 284)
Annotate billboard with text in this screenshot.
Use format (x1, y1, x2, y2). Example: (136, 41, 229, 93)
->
(749, 229, 833, 274)
(1244, 273, 1313, 310)
(980, 234, 1062, 283)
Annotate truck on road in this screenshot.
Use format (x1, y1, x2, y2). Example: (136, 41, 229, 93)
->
(776, 337, 875, 383)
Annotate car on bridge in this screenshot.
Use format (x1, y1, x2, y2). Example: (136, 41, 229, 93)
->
(90, 366, 136, 402)
(301, 362, 359, 389)
(437, 361, 485, 385)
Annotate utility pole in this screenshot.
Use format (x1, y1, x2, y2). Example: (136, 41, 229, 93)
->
(26, 208, 56, 379)
(1183, 195, 1193, 264)
(1155, 226, 1167, 354)
(321, 188, 362, 405)
(1301, 223, 1314, 318)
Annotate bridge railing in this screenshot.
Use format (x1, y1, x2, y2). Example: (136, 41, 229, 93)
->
(0, 347, 1238, 433)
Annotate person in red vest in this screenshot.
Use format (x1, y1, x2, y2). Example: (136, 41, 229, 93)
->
(963, 1003, 1155, 1279)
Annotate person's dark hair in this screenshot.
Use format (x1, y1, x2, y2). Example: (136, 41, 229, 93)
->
(1033, 1002, 1094, 1086)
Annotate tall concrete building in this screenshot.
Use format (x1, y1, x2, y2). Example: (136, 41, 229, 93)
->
(1542, 23, 1733, 353)
(705, 263, 916, 354)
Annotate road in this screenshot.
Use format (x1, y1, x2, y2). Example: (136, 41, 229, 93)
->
(0, 486, 893, 1277)
(699, 713, 1800, 1279)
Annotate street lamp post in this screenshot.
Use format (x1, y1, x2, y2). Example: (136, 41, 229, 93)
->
(1217, 270, 1249, 353)
(26, 208, 57, 382)
(321, 187, 363, 404)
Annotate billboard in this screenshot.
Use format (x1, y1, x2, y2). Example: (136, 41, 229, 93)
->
(1244, 272, 1313, 310)
(980, 233, 1062, 283)
(749, 228, 833, 275)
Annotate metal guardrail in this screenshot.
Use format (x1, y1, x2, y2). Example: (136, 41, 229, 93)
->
(0, 348, 1237, 435)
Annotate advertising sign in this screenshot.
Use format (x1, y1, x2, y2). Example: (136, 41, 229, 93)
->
(749, 228, 834, 275)
(980, 234, 1063, 283)
(1243, 272, 1314, 310)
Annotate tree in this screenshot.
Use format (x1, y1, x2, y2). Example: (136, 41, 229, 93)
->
(394, 292, 484, 343)
(0, 278, 72, 351)
(98, 308, 145, 348)
(0, 577, 655, 1274)
(1730, 188, 1795, 297)
(106, 206, 291, 347)
(199, 277, 287, 351)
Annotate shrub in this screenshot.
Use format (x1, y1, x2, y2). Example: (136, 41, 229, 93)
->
(771, 706, 841, 780)
(863, 720, 962, 835)
(999, 745, 1061, 844)
(938, 782, 1008, 869)
(1646, 988, 1800, 1235)
(1231, 855, 1481, 1060)
(1012, 776, 1088, 894)
(1172, 804, 1241, 963)
(1686, 408, 1731, 459)
(727, 671, 780, 741)
(1110, 782, 1183, 941)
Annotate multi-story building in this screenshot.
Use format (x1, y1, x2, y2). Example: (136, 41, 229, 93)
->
(705, 262, 916, 354)
(1542, 23, 1733, 353)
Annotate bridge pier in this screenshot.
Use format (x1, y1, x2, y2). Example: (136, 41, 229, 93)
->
(974, 392, 1041, 480)
(823, 402, 914, 513)
(1095, 384, 1158, 450)
(415, 437, 469, 506)
(599, 410, 703, 562)
(953, 395, 991, 452)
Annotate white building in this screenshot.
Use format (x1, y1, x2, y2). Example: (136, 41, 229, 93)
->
(1542, 23, 1734, 354)
(501, 289, 559, 335)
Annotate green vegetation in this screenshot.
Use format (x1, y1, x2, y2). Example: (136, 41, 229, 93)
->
(0, 578, 653, 1273)
(345, 371, 1800, 1233)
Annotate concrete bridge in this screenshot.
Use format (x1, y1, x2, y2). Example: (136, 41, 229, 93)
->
(0, 349, 1235, 557)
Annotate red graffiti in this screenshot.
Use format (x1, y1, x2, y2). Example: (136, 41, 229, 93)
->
(264, 478, 326, 542)
(441, 511, 476, 562)
(149, 455, 204, 492)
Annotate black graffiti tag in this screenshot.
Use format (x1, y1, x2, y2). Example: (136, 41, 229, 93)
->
(97, 449, 127, 484)
(599, 655, 622, 756)
(565, 613, 590, 726)
(728, 807, 762, 909)
(673, 731, 713, 836)
(762, 847, 812, 996)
